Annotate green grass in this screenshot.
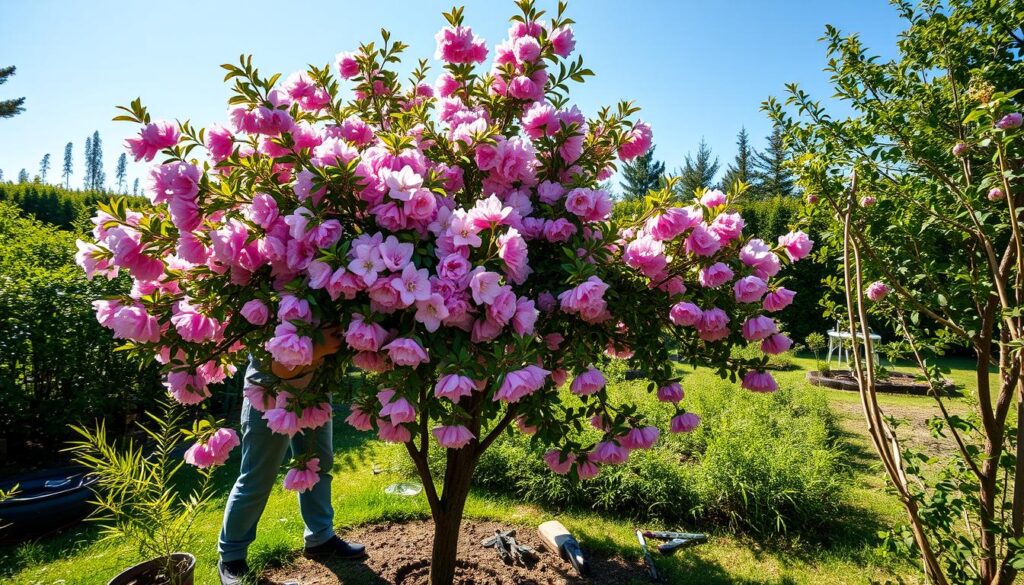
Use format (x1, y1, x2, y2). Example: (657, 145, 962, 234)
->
(1, 354, 989, 584)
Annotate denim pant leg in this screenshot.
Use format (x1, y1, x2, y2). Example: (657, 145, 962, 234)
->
(218, 396, 291, 562)
(291, 415, 335, 547)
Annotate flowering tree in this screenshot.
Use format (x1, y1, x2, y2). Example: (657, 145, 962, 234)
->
(768, 1, 1024, 582)
(77, 2, 810, 583)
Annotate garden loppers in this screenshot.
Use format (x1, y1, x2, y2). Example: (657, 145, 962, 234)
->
(641, 530, 708, 556)
(636, 530, 659, 581)
(538, 521, 589, 577)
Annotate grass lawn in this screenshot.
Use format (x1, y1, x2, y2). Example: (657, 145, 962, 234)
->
(0, 353, 984, 585)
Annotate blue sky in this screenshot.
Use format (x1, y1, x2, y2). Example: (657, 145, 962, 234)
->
(0, 1, 905, 191)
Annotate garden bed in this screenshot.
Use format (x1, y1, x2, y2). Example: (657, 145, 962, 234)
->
(806, 370, 952, 395)
(265, 519, 643, 585)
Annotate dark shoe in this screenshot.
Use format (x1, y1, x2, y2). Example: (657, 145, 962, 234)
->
(304, 535, 367, 560)
(219, 559, 249, 585)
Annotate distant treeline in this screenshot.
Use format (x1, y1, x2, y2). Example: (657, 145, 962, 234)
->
(0, 182, 148, 229)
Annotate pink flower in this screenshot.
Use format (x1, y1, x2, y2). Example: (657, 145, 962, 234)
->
(761, 333, 793, 355)
(415, 293, 450, 333)
(469, 268, 502, 305)
(710, 212, 744, 243)
(164, 370, 210, 405)
(299, 403, 332, 430)
(277, 294, 312, 323)
(988, 188, 1005, 201)
(617, 121, 652, 161)
(264, 407, 301, 436)
(383, 338, 429, 367)
(866, 281, 890, 301)
(378, 235, 414, 271)
(205, 123, 234, 161)
(670, 412, 701, 433)
(742, 315, 777, 341)
(657, 383, 684, 403)
(512, 297, 538, 335)
(171, 300, 221, 343)
(739, 239, 780, 278)
(733, 275, 768, 303)
(621, 426, 659, 450)
(763, 287, 796, 312)
(698, 263, 734, 288)
(542, 218, 576, 242)
(996, 113, 1022, 129)
(860, 196, 876, 207)
(742, 370, 778, 393)
(570, 367, 606, 396)
(345, 406, 373, 431)
(544, 450, 576, 474)
(125, 120, 180, 162)
(669, 302, 702, 327)
(183, 427, 239, 468)
(549, 26, 576, 57)
(345, 314, 388, 352)
(558, 276, 610, 323)
(435, 374, 476, 402)
(576, 460, 599, 480)
(700, 189, 726, 208)
(449, 210, 483, 248)
(106, 303, 162, 344)
(377, 420, 412, 443)
(494, 365, 549, 403)
(645, 207, 701, 241)
(779, 230, 813, 261)
(348, 243, 386, 286)
(391, 263, 431, 307)
(379, 395, 417, 425)
(952, 142, 968, 157)
(433, 425, 475, 449)
(624, 235, 667, 278)
(697, 307, 730, 337)
(434, 26, 488, 64)
(335, 51, 360, 78)
(591, 441, 629, 465)
(685, 224, 721, 257)
(265, 323, 313, 368)
(283, 458, 320, 493)
(497, 229, 531, 284)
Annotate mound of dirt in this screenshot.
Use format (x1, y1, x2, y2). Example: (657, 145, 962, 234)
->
(264, 519, 644, 585)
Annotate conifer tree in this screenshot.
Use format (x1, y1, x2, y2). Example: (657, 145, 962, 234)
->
(17, 168, 29, 183)
(38, 153, 51, 183)
(62, 142, 74, 189)
(676, 138, 719, 198)
(115, 153, 128, 192)
(721, 127, 755, 193)
(0, 66, 25, 119)
(619, 145, 665, 201)
(750, 125, 795, 198)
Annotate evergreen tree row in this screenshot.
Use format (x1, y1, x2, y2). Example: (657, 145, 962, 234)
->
(618, 126, 797, 201)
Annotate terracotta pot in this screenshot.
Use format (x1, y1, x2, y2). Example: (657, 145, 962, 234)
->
(107, 553, 196, 585)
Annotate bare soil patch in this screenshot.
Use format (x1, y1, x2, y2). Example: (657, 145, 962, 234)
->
(264, 519, 644, 585)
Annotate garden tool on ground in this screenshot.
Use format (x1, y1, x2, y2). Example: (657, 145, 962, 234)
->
(538, 520, 589, 577)
(481, 529, 537, 566)
(636, 530, 660, 581)
(640, 530, 708, 555)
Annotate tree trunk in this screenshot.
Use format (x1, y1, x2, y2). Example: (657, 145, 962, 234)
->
(428, 447, 477, 585)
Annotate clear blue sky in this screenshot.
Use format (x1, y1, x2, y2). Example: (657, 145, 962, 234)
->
(0, 0, 904, 191)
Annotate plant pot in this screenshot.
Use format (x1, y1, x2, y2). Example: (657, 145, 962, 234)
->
(107, 553, 196, 585)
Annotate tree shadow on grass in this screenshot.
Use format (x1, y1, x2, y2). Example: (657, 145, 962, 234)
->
(0, 408, 380, 582)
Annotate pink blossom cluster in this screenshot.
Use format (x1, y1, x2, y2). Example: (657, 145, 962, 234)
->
(79, 3, 810, 490)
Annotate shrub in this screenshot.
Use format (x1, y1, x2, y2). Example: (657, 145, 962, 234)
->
(0, 202, 163, 465)
(465, 374, 845, 537)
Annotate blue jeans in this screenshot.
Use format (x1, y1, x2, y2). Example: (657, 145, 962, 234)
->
(218, 364, 335, 562)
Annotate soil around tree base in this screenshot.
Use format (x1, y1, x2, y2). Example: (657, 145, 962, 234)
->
(264, 519, 644, 585)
